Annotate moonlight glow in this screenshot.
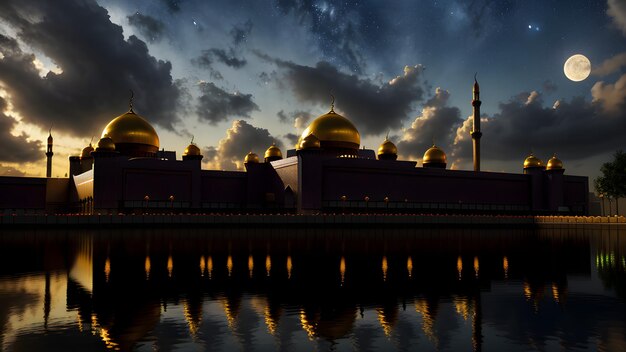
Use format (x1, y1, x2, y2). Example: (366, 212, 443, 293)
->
(564, 54, 591, 82)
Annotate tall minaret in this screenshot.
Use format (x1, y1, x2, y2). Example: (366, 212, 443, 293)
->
(46, 129, 53, 177)
(471, 75, 482, 172)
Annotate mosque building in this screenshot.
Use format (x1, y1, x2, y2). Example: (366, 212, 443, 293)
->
(0, 80, 589, 215)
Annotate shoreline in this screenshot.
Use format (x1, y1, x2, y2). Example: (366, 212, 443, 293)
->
(0, 214, 624, 229)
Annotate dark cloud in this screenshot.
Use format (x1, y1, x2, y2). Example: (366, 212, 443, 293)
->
(608, 0, 626, 36)
(283, 133, 300, 148)
(203, 120, 282, 170)
(0, 98, 43, 163)
(274, 0, 367, 73)
(127, 13, 166, 43)
(276, 109, 312, 129)
(542, 80, 558, 94)
(451, 77, 626, 166)
(258, 54, 426, 135)
(464, 0, 494, 37)
(196, 82, 259, 124)
(396, 88, 464, 161)
(0, 0, 182, 138)
(230, 20, 253, 46)
(207, 48, 247, 69)
(160, 0, 182, 13)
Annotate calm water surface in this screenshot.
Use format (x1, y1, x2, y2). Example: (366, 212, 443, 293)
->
(0, 226, 625, 352)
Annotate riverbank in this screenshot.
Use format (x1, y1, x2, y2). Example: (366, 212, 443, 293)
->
(1, 213, 624, 228)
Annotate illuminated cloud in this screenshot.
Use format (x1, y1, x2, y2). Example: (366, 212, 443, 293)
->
(0, 0, 183, 138)
(0, 97, 42, 163)
(203, 120, 282, 170)
(127, 13, 166, 43)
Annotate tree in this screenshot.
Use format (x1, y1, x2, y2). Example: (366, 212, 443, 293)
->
(594, 150, 626, 216)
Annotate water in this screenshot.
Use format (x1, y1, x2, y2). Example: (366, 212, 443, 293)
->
(0, 226, 625, 352)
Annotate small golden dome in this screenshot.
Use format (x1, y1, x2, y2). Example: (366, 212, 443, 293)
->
(523, 153, 543, 168)
(299, 107, 360, 150)
(298, 134, 321, 150)
(101, 109, 159, 149)
(81, 143, 94, 158)
(264, 143, 283, 160)
(183, 143, 201, 156)
(546, 155, 564, 170)
(378, 138, 398, 156)
(96, 136, 115, 151)
(244, 152, 260, 164)
(423, 145, 447, 165)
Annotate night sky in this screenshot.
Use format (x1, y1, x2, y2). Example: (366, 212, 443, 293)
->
(0, 0, 625, 186)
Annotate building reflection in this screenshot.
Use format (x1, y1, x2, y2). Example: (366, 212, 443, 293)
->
(0, 226, 625, 351)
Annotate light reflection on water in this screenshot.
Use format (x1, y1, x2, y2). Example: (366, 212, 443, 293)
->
(0, 226, 625, 351)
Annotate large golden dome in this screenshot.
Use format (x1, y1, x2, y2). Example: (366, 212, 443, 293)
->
(299, 107, 360, 150)
(423, 145, 447, 167)
(546, 154, 564, 170)
(101, 109, 160, 151)
(523, 154, 543, 169)
(298, 134, 321, 150)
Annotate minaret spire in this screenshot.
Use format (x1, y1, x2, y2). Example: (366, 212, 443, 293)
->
(471, 74, 482, 172)
(46, 127, 54, 177)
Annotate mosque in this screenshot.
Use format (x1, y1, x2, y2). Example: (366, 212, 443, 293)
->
(0, 80, 589, 215)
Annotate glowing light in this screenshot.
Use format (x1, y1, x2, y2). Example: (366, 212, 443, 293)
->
(104, 257, 111, 282)
(382, 256, 388, 281)
(265, 255, 272, 277)
(208, 256, 213, 279)
(407, 256, 413, 279)
(183, 301, 201, 338)
(287, 256, 293, 279)
(340, 256, 346, 285)
(264, 306, 277, 335)
(299, 308, 316, 340)
(457, 256, 462, 280)
(473, 256, 479, 278)
(453, 297, 470, 321)
(248, 255, 254, 278)
(415, 299, 438, 347)
(503, 256, 509, 279)
(552, 283, 560, 303)
(167, 255, 173, 278)
(227, 255, 233, 276)
(144, 256, 151, 280)
(200, 256, 206, 276)
(376, 308, 393, 336)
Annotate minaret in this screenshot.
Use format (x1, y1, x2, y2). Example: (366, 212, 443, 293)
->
(471, 75, 482, 172)
(46, 129, 54, 177)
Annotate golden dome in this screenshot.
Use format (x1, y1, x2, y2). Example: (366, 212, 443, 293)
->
(523, 154, 543, 168)
(299, 107, 360, 150)
(183, 143, 201, 156)
(546, 155, 564, 170)
(101, 109, 159, 149)
(298, 134, 321, 150)
(378, 138, 398, 156)
(244, 152, 260, 164)
(96, 136, 115, 151)
(264, 143, 283, 160)
(81, 143, 94, 158)
(423, 145, 447, 165)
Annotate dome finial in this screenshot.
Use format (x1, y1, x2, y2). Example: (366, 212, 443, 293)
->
(90, 136, 94, 146)
(190, 135, 195, 144)
(385, 130, 389, 141)
(330, 94, 335, 112)
(129, 89, 134, 112)
(474, 72, 478, 83)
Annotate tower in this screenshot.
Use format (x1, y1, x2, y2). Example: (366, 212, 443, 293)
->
(471, 75, 482, 172)
(46, 129, 53, 177)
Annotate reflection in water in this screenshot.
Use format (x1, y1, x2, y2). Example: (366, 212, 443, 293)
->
(0, 226, 625, 351)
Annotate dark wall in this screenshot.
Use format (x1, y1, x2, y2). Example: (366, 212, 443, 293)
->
(200, 171, 247, 204)
(0, 176, 46, 210)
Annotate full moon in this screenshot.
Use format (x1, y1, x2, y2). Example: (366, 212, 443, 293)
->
(564, 54, 591, 82)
